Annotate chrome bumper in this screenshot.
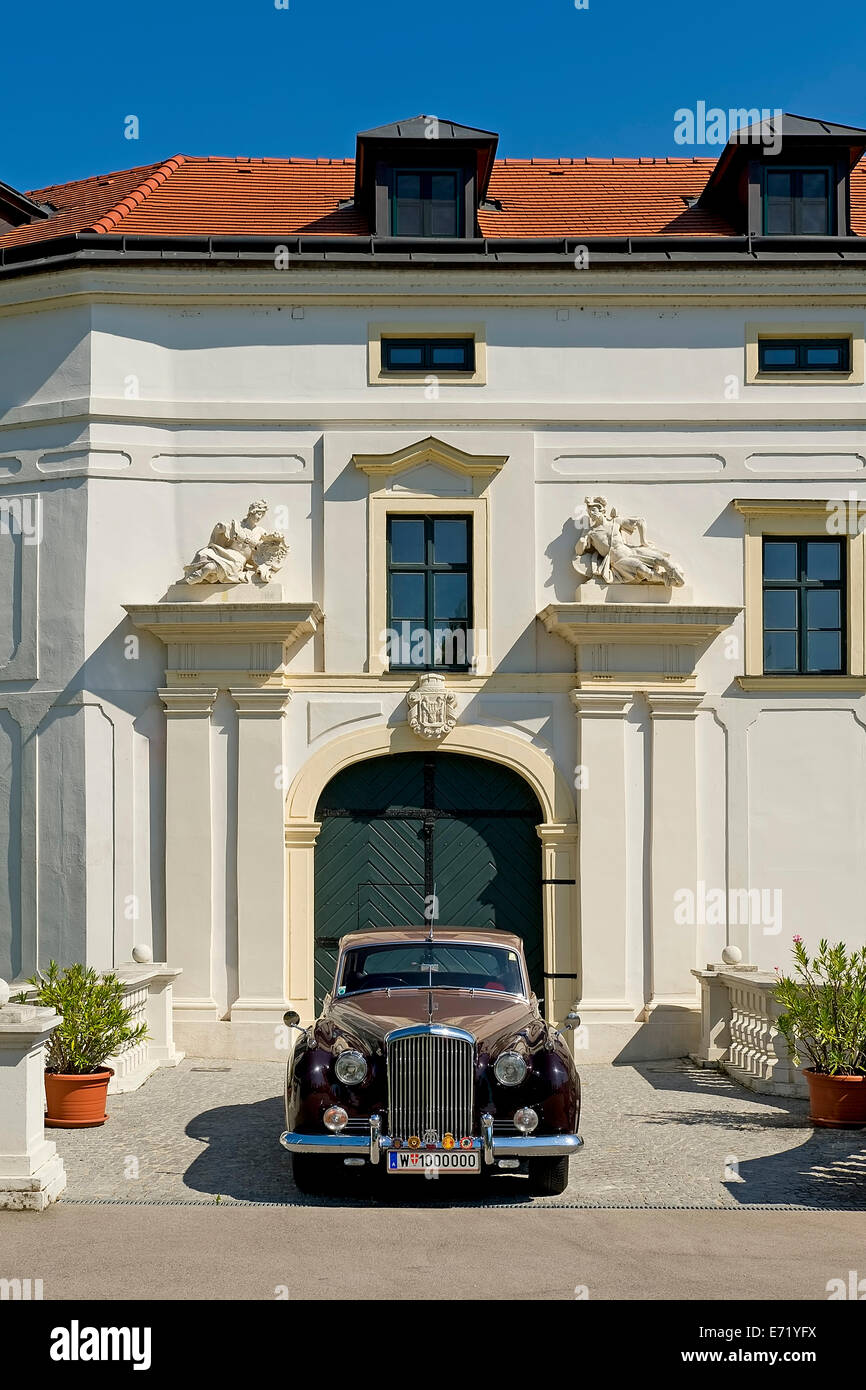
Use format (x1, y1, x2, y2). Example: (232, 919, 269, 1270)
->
(280, 1115, 584, 1165)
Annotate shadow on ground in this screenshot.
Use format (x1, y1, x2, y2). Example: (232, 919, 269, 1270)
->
(183, 1097, 539, 1207)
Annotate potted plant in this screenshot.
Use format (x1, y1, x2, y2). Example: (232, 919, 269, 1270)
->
(16, 962, 148, 1128)
(775, 937, 866, 1128)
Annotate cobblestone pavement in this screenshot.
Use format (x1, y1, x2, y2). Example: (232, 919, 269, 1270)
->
(48, 1057, 866, 1209)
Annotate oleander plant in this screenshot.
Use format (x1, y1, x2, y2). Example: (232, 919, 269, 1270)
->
(775, 937, 866, 1077)
(17, 961, 148, 1075)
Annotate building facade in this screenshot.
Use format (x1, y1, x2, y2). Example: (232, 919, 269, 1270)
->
(1, 113, 866, 1061)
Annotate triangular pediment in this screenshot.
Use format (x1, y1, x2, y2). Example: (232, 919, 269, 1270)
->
(352, 436, 507, 487)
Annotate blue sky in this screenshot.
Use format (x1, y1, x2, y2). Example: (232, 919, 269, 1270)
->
(4, 0, 866, 191)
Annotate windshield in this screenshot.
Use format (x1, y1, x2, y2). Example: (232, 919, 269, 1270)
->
(337, 941, 527, 997)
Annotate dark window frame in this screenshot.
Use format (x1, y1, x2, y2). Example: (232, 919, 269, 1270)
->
(390, 167, 464, 238)
(762, 536, 846, 676)
(761, 165, 835, 235)
(381, 336, 476, 374)
(387, 514, 473, 672)
(757, 337, 852, 374)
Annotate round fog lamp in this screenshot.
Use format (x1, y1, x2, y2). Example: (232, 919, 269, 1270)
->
(334, 1050, 368, 1085)
(494, 1050, 527, 1087)
(514, 1106, 539, 1134)
(323, 1105, 349, 1133)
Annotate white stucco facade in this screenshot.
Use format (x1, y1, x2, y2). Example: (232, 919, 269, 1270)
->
(2, 257, 865, 1061)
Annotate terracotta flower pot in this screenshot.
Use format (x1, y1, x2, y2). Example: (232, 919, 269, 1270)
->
(44, 1068, 113, 1128)
(804, 1069, 866, 1128)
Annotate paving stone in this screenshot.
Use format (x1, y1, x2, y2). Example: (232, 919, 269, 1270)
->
(47, 1057, 866, 1208)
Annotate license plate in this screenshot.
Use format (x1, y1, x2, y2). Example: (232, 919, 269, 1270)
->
(387, 1150, 480, 1174)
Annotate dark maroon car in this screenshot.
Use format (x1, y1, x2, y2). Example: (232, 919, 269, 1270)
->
(280, 927, 583, 1195)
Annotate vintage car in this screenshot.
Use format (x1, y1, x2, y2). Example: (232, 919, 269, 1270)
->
(280, 926, 583, 1196)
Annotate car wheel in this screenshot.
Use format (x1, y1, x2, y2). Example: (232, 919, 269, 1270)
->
(527, 1156, 570, 1197)
(291, 1154, 341, 1196)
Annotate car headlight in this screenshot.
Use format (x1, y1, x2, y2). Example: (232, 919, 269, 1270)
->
(494, 1050, 527, 1087)
(334, 1050, 368, 1085)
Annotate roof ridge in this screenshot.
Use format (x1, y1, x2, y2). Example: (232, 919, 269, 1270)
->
(87, 156, 187, 233)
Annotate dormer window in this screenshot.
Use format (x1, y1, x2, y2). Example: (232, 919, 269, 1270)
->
(697, 114, 866, 238)
(391, 170, 462, 237)
(763, 167, 833, 235)
(354, 116, 499, 241)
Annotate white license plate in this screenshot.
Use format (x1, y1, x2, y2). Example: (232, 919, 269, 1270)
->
(387, 1150, 480, 1174)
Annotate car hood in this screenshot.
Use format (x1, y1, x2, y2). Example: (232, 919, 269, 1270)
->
(323, 989, 541, 1053)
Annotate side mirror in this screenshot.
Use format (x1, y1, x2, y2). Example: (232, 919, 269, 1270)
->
(563, 1011, 581, 1031)
(283, 1010, 301, 1028)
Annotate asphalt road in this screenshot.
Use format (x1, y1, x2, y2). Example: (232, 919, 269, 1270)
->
(2, 1206, 863, 1301)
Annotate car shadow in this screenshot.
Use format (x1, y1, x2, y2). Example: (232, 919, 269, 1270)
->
(183, 1097, 546, 1207)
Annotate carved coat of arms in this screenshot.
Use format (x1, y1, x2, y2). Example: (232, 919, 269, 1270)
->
(407, 673, 457, 741)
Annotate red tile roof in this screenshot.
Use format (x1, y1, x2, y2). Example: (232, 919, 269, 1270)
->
(2, 151, 865, 249)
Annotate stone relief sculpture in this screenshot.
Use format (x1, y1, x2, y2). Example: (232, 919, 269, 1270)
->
(407, 672, 458, 741)
(181, 500, 289, 585)
(574, 496, 685, 588)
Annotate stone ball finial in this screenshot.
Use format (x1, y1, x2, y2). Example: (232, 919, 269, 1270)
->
(132, 944, 153, 965)
(0, 978, 10, 1007)
(721, 945, 743, 966)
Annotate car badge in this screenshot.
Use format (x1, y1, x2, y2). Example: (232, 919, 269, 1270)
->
(408, 1135, 421, 1149)
(442, 1133, 456, 1150)
(391, 1137, 402, 1150)
(423, 1128, 438, 1150)
(460, 1136, 474, 1150)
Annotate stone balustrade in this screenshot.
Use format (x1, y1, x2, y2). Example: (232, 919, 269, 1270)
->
(691, 964, 809, 1098)
(15, 960, 184, 1093)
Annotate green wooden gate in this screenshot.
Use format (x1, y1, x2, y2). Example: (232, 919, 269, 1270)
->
(313, 752, 543, 1009)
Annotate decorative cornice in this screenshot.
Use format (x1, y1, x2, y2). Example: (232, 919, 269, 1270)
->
(645, 690, 706, 718)
(125, 601, 322, 647)
(229, 688, 293, 716)
(570, 689, 633, 716)
(540, 603, 742, 645)
(732, 499, 834, 518)
(352, 435, 507, 482)
(158, 687, 218, 716)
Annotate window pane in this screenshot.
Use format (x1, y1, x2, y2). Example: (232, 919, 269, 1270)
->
(764, 590, 797, 629)
(807, 588, 841, 629)
(391, 572, 425, 619)
(433, 519, 468, 564)
(394, 174, 424, 236)
(764, 631, 798, 671)
(433, 625, 469, 667)
(429, 174, 459, 237)
(390, 519, 425, 563)
(804, 344, 844, 368)
(806, 630, 841, 672)
(386, 343, 425, 368)
(800, 170, 830, 234)
(761, 344, 798, 368)
(396, 173, 422, 201)
(765, 170, 793, 234)
(763, 541, 798, 580)
(434, 572, 468, 620)
(806, 542, 841, 581)
(431, 343, 469, 368)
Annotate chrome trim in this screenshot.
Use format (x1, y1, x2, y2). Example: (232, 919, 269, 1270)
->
(492, 1134, 584, 1158)
(369, 1113, 381, 1166)
(280, 1131, 368, 1155)
(386, 1026, 475, 1142)
(384, 1023, 475, 1045)
(481, 1111, 494, 1167)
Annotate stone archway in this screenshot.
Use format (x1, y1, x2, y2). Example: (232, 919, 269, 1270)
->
(285, 724, 578, 1025)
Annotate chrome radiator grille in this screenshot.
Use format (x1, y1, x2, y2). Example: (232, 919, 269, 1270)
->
(387, 1030, 474, 1141)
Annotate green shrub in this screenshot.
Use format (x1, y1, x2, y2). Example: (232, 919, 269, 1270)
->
(16, 961, 148, 1075)
(775, 938, 866, 1076)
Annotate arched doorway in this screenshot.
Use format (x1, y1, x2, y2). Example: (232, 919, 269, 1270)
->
(313, 751, 544, 1010)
